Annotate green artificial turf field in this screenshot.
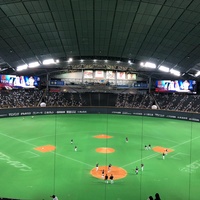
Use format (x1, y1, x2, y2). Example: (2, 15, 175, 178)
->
(0, 114, 200, 200)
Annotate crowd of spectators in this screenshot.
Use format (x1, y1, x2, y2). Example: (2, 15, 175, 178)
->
(44, 92, 85, 107)
(115, 93, 200, 113)
(115, 93, 154, 109)
(0, 90, 200, 113)
(0, 89, 43, 108)
(152, 93, 200, 113)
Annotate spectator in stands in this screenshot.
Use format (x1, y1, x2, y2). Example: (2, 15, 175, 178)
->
(1, 90, 200, 113)
(50, 195, 58, 200)
(155, 193, 161, 200)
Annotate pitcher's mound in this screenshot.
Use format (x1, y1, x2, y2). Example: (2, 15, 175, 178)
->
(94, 134, 113, 139)
(90, 166, 127, 180)
(96, 147, 115, 153)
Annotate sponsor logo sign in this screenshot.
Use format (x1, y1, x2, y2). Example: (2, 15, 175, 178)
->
(8, 113, 20, 116)
(0, 152, 32, 172)
(177, 116, 188, 120)
(44, 111, 54, 114)
(77, 111, 87, 113)
(66, 110, 76, 114)
(111, 111, 121, 114)
(0, 114, 8, 117)
(132, 112, 143, 116)
(122, 112, 131, 115)
(155, 113, 165, 117)
(21, 112, 31, 116)
(179, 160, 200, 174)
(56, 111, 65, 114)
(32, 111, 43, 115)
(166, 115, 176, 118)
(189, 118, 199, 122)
(144, 113, 154, 116)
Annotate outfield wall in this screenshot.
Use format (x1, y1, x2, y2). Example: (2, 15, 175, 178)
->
(0, 107, 199, 122)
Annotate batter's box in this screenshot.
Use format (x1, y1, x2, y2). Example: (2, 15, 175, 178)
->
(170, 152, 190, 160)
(34, 145, 56, 153)
(18, 151, 39, 159)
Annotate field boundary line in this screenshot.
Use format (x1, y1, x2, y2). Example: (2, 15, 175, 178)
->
(0, 132, 37, 147)
(54, 152, 93, 167)
(122, 135, 200, 168)
(17, 151, 40, 158)
(0, 132, 93, 168)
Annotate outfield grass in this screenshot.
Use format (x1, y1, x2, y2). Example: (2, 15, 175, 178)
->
(0, 114, 200, 200)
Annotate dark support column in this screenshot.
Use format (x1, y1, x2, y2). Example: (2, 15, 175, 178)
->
(115, 70, 117, 86)
(148, 76, 151, 93)
(81, 68, 84, 84)
(46, 73, 49, 97)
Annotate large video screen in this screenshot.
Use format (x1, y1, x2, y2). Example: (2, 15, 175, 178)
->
(0, 75, 40, 89)
(155, 80, 197, 94)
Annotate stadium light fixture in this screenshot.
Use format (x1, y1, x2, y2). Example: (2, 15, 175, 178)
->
(68, 58, 73, 63)
(16, 64, 28, 71)
(28, 61, 40, 68)
(140, 62, 156, 68)
(80, 59, 84, 63)
(159, 65, 169, 72)
(105, 60, 108, 63)
(195, 71, 200, 77)
(170, 69, 181, 76)
(56, 59, 60, 63)
(117, 61, 121, 63)
(93, 59, 97, 62)
(42, 59, 55, 65)
(140, 62, 144, 66)
(128, 60, 132, 64)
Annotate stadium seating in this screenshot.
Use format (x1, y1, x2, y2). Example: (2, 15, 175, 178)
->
(0, 90, 200, 113)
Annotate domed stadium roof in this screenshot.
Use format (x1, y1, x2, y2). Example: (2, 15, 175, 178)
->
(0, 0, 200, 80)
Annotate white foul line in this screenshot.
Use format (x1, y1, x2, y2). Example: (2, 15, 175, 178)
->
(0, 132, 93, 168)
(1, 132, 200, 169)
(121, 135, 200, 168)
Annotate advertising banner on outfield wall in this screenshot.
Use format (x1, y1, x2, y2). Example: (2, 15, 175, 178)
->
(0, 107, 199, 122)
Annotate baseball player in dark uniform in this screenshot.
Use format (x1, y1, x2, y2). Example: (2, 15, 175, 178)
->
(102, 169, 105, 179)
(135, 166, 139, 174)
(74, 146, 77, 151)
(141, 163, 144, 171)
(96, 163, 99, 171)
(108, 164, 112, 172)
(105, 174, 108, 183)
(110, 174, 114, 184)
(162, 152, 165, 159)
